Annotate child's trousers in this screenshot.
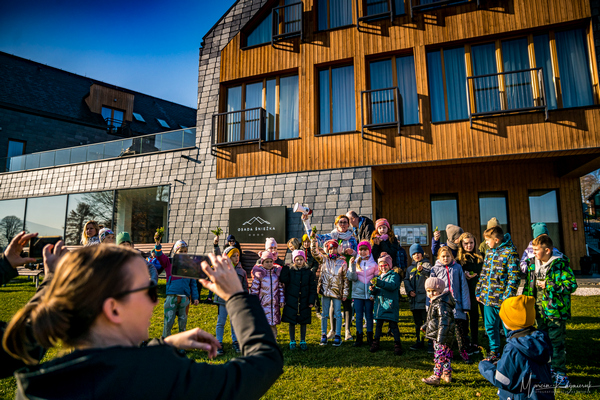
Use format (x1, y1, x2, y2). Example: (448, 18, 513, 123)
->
(353, 298, 374, 334)
(537, 317, 567, 374)
(483, 305, 508, 353)
(433, 341, 452, 377)
(374, 319, 400, 341)
(216, 304, 237, 343)
(411, 309, 427, 340)
(321, 296, 342, 336)
(163, 295, 190, 338)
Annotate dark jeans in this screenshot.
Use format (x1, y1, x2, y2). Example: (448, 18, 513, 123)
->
(374, 319, 400, 342)
(467, 300, 484, 345)
(455, 318, 470, 352)
(353, 298, 374, 334)
(411, 309, 427, 341)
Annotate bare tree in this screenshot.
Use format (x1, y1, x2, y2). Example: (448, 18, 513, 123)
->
(0, 215, 24, 248)
(65, 203, 94, 245)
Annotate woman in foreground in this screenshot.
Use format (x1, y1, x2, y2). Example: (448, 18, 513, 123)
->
(2, 245, 283, 400)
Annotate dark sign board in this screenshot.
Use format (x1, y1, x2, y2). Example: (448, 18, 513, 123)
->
(229, 206, 286, 244)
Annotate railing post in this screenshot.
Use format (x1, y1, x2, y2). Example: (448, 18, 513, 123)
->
(361, 91, 365, 138)
(539, 68, 549, 121)
(389, 0, 394, 23)
(396, 87, 401, 135)
(466, 77, 472, 128)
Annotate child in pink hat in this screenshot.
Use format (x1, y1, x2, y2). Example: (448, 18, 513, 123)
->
(347, 241, 378, 347)
(250, 251, 285, 338)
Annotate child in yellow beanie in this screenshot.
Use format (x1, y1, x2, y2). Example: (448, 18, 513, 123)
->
(479, 295, 554, 400)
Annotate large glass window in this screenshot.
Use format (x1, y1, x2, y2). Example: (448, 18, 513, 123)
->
(529, 189, 561, 251)
(115, 186, 169, 244)
(0, 199, 26, 251)
(427, 47, 468, 122)
(246, 14, 272, 47)
(431, 194, 459, 244)
(318, 0, 353, 30)
(24, 195, 68, 237)
(555, 28, 594, 108)
(65, 191, 115, 245)
(471, 43, 501, 114)
(319, 65, 356, 134)
(364, 0, 404, 17)
(479, 192, 509, 239)
(533, 34, 557, 110)
(101, 107, 124, 129)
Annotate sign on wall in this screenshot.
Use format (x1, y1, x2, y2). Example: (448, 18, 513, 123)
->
(229, 206, 286, 244)
(393, 224, 429, 246)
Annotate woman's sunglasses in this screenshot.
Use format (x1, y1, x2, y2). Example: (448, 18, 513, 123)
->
(113, 281, 158, 303)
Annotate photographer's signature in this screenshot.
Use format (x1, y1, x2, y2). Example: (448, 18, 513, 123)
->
(520, 374, 598, 395)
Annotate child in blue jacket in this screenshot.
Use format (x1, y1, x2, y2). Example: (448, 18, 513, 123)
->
(479, 295, 554, 400)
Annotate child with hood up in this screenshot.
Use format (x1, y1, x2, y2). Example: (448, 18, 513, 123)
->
(280, 250, 317, 350)
(250, 251, 285, 338)
(404, 243, 431, 351)
(347, 241, 379, 347)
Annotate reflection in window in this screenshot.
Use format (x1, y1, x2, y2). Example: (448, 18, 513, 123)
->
(115, 186, 169, 243)
(431, 194, 459, 244)
(0, 199, 26, 250)
(65, 192, 115, 245)
(319, 65, 356, 134)
(529, 189, 561, 251)
(318, 0, 353, 30)
(25, 195, 67, 237)
(247, 13, 271, 47)
(479, 192, 509, 239)
(427, 47, 468, 122)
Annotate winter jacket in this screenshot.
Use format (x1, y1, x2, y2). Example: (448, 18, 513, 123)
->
(347, 255, 379, 300)
(479, 327, 555, 400)
(404, 260, 431, 311)
(308, 224, 357, 257)
(352, 216, 375, 242)
(303, 246, 320, 276)
(523, 255, 577, 321)
(475, 234, 520, 308)
(280, 264, 317, 325)
(371, 237, 400, 269)
(520, 241, 563, 273)
(166, 276, 199, 301)
(370, 269, 400, 322)
(422, 291, 456, 345)
(12, 293, 284, 400)
(430, 260, 471, 320)
(0, 252, 19, 286)
(396, 245, 408, 271)
(214, 263, 248, 305)
(250, 265, 285, 326)
(311, 241, 349, 300)
(459, 253, 483, 302)
(431, 239, 458, 259)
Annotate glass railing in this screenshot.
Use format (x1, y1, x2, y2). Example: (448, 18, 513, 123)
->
(1, 128, 196, 173)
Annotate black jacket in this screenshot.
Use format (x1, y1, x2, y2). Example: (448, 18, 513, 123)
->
(280, 264, 317, 325)
(13, 293, 283, 400)
(372, 238, 400, 269)
(421, 292, 456, 345)
(354, 216, 375, 243)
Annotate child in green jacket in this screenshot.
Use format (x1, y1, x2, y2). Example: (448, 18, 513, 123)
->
(524, 234, 577, 389)
(369, 252, 402, 356)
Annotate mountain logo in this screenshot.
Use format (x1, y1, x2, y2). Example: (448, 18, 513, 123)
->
(242, 216, 271, 226)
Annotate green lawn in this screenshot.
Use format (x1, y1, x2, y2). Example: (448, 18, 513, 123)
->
(1, 277, 598, 399)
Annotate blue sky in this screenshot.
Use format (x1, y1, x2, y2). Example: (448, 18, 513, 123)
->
(0, 0, 235, 108)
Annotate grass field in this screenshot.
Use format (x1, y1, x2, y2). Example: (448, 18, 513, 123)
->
(1, 277, 598, 399)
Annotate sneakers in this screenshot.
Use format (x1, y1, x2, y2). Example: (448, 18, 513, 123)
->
(484, 351, 500, 364)
(410, 341, 424, 351)
(422, 374, 441, 386)
(299, 341, 308, 351)
(555, 373, 571, 389)
(327, 329, 335, 339)
(320, 335, 328, 346)
(216, 343, 224, 356)
(345, 330, 353, 341)
(441, 372, 452, 383)
(232, 341, 241, 354)
(460, 349, 473, 364)
(289, 341, 297, 350)
(332, 335, 342, 347)
(467, 343, 480, 355)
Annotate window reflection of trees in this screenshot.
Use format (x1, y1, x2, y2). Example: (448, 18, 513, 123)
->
(0, 215, 25, 250)
(65, 191, 114, 245)
(116, 186, 169, 244)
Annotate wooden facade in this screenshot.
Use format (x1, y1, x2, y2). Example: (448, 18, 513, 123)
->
(215, 0, 600, 179)
(85, 84, 135, 122)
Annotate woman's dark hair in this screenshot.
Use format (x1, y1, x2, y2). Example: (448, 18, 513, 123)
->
(3, 245, 140, 364)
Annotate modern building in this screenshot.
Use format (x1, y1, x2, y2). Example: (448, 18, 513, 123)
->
(1, 0, 600, 271)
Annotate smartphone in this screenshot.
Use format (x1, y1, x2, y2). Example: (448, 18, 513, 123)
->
(29, 236, 62, 262)
(171, 254, 210, 280)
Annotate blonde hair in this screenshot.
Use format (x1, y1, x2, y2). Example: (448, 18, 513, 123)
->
(287, 238, 301, 250)
(3, 246, 139, 364)
(370, 230, 398, 246)
(456, 232, 483, 265)
(437, 246, 454, 260)
(81, 220, 100, 245)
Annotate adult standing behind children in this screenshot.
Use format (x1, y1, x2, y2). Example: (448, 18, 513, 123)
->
(475, 226, 520, 363)
(346, 211, 375, 242)
(432, 224, 464, 258)
(523, 234, 577, 388)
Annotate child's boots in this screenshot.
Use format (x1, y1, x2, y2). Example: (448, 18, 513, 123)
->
(353, 333, 364, 347)
(366, 332, 373, 347)
(369, 339, 380, 353)
(394, 341, 403, 356)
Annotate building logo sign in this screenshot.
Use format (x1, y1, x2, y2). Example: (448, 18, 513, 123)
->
(229, 206, 286, 243)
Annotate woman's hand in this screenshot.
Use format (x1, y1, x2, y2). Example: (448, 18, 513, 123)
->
(3, 231, 37, 268)
(164, 327, 221, 358)
(42, 240, 68, 275)
(199, 254, 243, 302)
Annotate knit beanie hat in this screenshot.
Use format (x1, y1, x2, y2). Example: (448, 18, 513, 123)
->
(357, 240, 372, 254)
(377, 252, 393, 268)
(99, 228, 114, 243)
(375, 218, 390, 230)
(265, 237, 277, 250)
(173, 240, 188, 254)
(224, 246, 240, 258)
(260, 251, 275, 261)
(425, 277, 445, 292)
(324, 239, 339, 251)
(227, 234, 236, 242)
(499, 295, 536, 331)
(292, 249, 306, 262)
(302, 234, 309, 242)
(445, 224, 464, 250)
(410, 243, 424, 257)
(487, 217, 500, 229)
(116, 232, 131, 245)
(531, 223, 549, 239)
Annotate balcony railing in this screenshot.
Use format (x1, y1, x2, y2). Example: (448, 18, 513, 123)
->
(104, 117, 131, 136)
(0, 127, 196, 173)
(356, 0, 395, 26)
(466, 67, 549, 127)
(360, 87, 402, 137)
(410, 0, 476, 18)
(271, 1, 303, 46)
(211, 108, 266, 155)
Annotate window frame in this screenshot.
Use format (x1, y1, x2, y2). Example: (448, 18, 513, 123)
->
(430, 193, 460, 245)
(528, 188, 562, 252)
(478, 191, 510, 241)
(316, 0, 355, 32)
(316, 62, 357, 136)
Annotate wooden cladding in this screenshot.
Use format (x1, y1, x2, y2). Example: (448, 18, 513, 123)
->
(377, 158, 587, 270)
(85, 84, 134, 122)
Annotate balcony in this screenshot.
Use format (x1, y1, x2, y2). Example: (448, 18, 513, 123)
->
(360, 87, 402, 136)
(356, 0, 395, 26)
(466, 68, 549, 127)
(271, 1, 303, 46)
(0, 128, 196, 173)
(211, 108, 266, 155)
(104, 117, 131, 136)
(409, 0, 476, 18)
